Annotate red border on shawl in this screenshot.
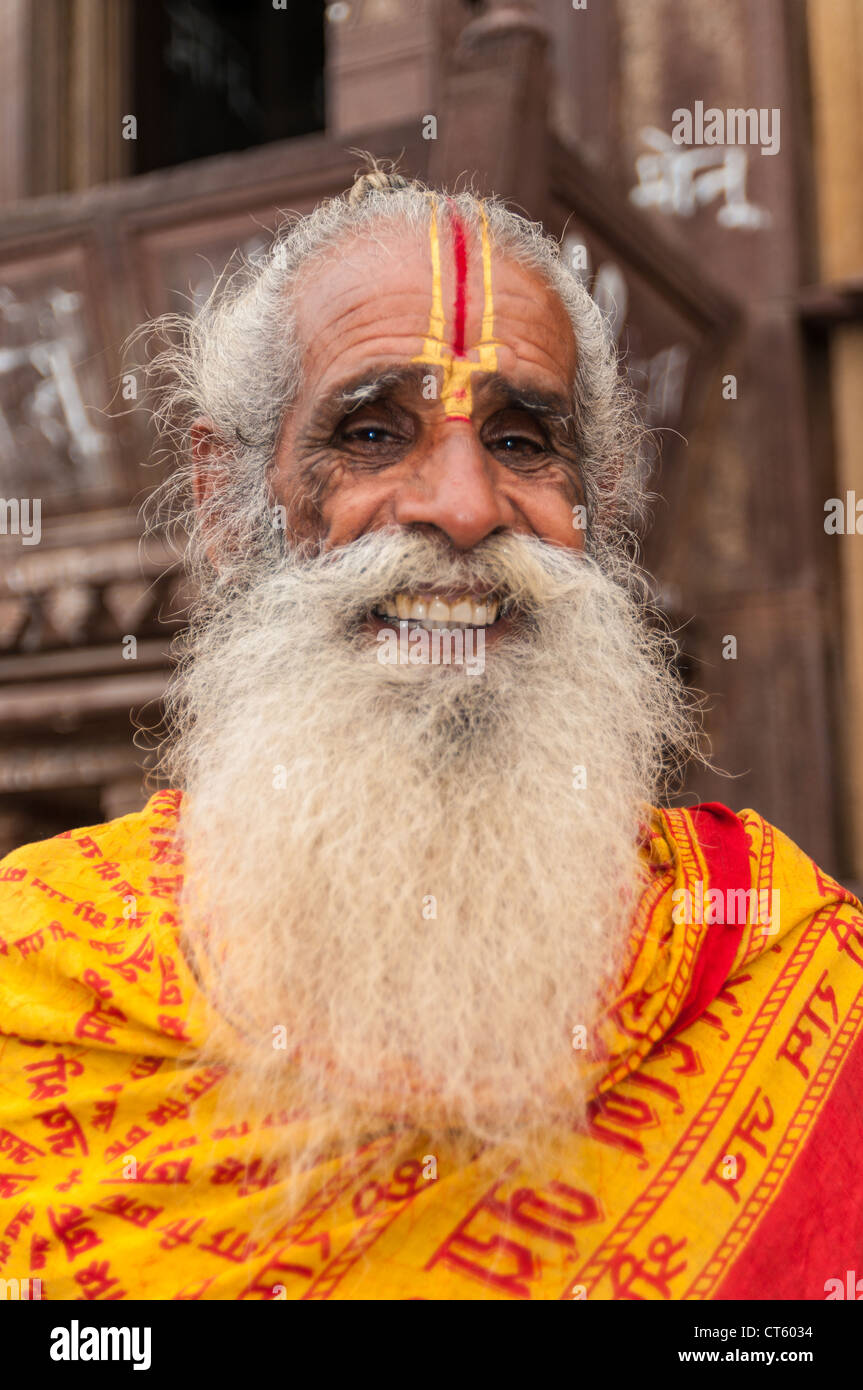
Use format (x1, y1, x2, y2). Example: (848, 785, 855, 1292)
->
(667, 802, 751, 1039)
(712, 1014, 863, 1299)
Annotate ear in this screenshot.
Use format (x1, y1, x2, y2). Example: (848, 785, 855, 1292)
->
(190, 418, 225, 512)
(188, 417, 234, 570)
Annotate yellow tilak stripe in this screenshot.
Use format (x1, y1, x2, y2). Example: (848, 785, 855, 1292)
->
(427, 200, 445, 346)
(477, 204, 497, 370)
(415, 198, 446, 364)
(441, 359, 477, 417)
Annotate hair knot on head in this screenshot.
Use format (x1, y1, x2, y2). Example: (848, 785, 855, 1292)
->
(347, 168, 415, 204)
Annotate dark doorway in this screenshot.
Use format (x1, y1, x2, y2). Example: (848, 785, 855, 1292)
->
(132, 0, 326, 176)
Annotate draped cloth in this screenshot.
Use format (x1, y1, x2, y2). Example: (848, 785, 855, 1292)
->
(0, 789, 861, 1300)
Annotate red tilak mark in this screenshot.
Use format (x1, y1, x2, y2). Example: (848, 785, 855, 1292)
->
(445, 414, 471, 423)
(449, 207, 469, 357)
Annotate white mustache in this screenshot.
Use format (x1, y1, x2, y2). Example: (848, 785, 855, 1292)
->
(271, 529, 593, 629)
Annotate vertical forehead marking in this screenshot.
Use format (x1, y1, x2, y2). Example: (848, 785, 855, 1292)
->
(450, 206, 468, 357)
(413, 200, 499, 419)
(478, 206, 497, 369)
(427, 199, 446, 345)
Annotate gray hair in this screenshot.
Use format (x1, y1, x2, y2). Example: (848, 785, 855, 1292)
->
(136, 168, 649, 591)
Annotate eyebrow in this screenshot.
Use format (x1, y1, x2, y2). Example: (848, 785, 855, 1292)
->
(330, 364, 429, 415)
(305, 364, 576, 432)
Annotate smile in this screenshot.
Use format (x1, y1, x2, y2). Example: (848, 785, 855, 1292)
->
(372, 592, 502, 629)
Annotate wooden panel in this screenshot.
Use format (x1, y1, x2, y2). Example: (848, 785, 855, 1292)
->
(0, 242, 121, 507)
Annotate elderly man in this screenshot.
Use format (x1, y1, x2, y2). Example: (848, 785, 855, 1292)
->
(0, 169, 861, 1302)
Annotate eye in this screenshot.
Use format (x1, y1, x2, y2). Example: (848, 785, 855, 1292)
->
(486, 431, 547, 463)
(336, 406, 411, 448)
(497, 434, 542, 452)
(343, 425, 393, 444)
(334, 411, 411, 467)
(482, 408, 550, 463)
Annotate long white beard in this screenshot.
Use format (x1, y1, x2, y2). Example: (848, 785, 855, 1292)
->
(166, 531, 692, 1154)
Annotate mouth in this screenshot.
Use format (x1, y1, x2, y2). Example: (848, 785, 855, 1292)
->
(370, 590, 510, 631)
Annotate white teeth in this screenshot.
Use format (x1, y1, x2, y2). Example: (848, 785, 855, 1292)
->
(428, 598, 450, 623)
(377, 593, 502, 626)
(450, 598, 473, 623)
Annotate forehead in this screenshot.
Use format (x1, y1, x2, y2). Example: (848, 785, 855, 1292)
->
(291, 220, 578, 400)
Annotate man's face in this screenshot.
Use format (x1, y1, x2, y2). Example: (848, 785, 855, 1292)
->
(272, 219, 585, 587)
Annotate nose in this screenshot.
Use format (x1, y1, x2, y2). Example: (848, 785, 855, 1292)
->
(392, 424, 515, 550)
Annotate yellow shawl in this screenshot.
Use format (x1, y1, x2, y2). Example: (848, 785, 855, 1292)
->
(1, 791, 861, 1300)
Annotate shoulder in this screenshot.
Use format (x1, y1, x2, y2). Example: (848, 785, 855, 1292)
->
(0, 789, 184, 931)
(657, 801, 859, 912)
(656, 801, 753, 892)
(656, 800, 861, 969)
(734, 806, 860, 914)
(0, 791, 200, 1051)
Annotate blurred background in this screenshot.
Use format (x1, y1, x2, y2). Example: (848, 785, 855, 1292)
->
(0, 0, 860, 887)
